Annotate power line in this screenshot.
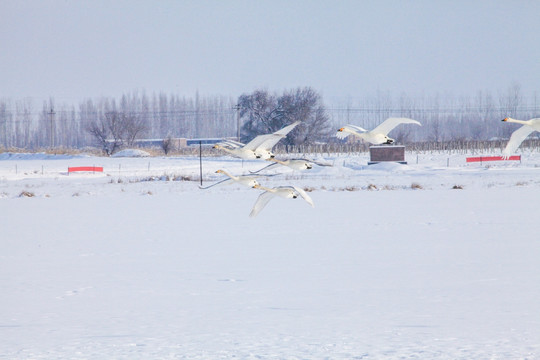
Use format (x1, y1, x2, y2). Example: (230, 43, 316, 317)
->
(2, 106, 540, 119)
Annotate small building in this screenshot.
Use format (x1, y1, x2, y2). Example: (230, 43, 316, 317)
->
(134, 137, 236, 150)
(186, 138, 224, 146)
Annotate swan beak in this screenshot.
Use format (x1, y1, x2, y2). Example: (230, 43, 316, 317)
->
(338, 127, 344, 132)
(502, 118, 508, 122)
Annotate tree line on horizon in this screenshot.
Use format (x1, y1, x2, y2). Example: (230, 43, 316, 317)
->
(0, 84, 538, 154)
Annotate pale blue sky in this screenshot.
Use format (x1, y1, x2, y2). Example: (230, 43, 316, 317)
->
(1, 0, 539, 103)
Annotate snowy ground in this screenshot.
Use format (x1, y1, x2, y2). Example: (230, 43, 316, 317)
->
(1, 150, 540, 359)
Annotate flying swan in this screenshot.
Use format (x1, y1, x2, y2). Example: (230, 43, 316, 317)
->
(250, 157, 332, 174)
(198, 169, 261, 189)
(214, 121, 300, 160)
(501, 117, 540, 157)
(254, 121, 301, 159)
(213, 135, 282, 160)
(336, 117, 421, 145)
(249, 185, 314, 217)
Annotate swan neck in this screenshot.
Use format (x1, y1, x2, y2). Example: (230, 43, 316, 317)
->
(219, 169, 237, 180)
(218, 145, 238, 154)
(506, 118, 529, 125)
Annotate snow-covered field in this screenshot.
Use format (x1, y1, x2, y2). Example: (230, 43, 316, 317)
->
(1, 150, 540, 359)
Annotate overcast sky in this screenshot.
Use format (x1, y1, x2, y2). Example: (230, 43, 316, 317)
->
(1, 0, 539, 104)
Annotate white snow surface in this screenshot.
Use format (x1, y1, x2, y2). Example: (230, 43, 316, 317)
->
(111, 149, 152, 158)
(1, 151, 540, 359)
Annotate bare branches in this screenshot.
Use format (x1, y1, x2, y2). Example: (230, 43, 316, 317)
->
(124, 113, 148, 147)
(85, 111, 122, 155)
(162, 134, 173, 155)
(237, 87, 331, 145)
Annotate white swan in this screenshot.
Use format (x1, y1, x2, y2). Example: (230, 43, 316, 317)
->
(213, 121, 300, 160)
(198, 169, 260, 189)
(271, 158, 314, 170)
(250, 157, 332, 174)
(254, 121, 301, 159)
(336, 117, 421, 145)
(213, 134, 283, 160)
(249, 185, 314, 217)
(502, 117, 540, 157)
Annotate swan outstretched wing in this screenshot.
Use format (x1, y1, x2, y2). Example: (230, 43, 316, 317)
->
(244, 122, 300, 152)
(244, 133, 283, 151)
(249, 191, 275, 217)
(313, 160, 332, 167)
(278, 157, 332, 167)
(372, 118, 421, 136)
(336, 124, 367, 139)
(198, 178, 231, 189)
(255, 133, 287, 152)
(292, 186, 315, 207)
(273, 121, 301, 136)
(250, 162, 279, 174)
(216, 139, 245, 149)
(502, 125, 535, 156)
(254, 122, 300, 152)
(301, 157, 333, 167)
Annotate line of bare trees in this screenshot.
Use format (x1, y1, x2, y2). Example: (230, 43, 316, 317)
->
(329, 84, 539, 143)
(0, 92, 237, 151)
(0, 84, 538, 153)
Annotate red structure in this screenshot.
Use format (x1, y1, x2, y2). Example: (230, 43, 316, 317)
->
(68, 166, 104, 174)
(466, 156, 521, 163)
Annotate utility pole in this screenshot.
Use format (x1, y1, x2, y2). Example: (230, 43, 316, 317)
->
(199, 140, 203, 186)
(233, 104, 241, 141)
(49, 108, 56, 149)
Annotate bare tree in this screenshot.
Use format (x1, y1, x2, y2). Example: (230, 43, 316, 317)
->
(124, 113, 148, 146)
(277, 87, 331, 145)
(0, 101, 11, 148)
(237, 89, 280, 142)
(162, 134, 173, 155)
(86, 111, 127, 155)
(391, 93, 416, 143)
(499, 82, 523, 138)
(237, 87, 331, 145)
